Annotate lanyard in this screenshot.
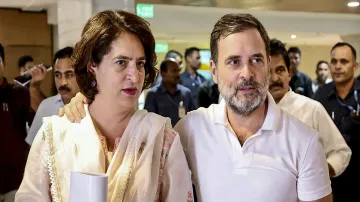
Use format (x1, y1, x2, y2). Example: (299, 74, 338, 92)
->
(166, 92, 183, 108)
(336, 90, 360, 115)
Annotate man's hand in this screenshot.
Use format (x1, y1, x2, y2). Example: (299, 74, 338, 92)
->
(30, 64, 47, 87)
(328, 163, 336, 178)
(58, 92, 89, 123)
(29, 64, 47, 111)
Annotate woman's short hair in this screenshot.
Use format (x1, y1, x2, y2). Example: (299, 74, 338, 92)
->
(72, 10, 158, 101)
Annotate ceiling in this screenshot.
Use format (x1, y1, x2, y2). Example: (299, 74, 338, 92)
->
(139, 0, 360, 14)
(0, 0, 55, 11)
(0, 0, 359, 46)
(147, 4, 360, 45)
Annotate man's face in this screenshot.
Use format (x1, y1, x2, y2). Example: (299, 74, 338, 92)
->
(20, 61, 35, 74)
(161, 61, 181, 86)
(330, 46, 358, 85)
(211, 29, 270, 116)
(0, 57, 4, 81)
(54, 57, 79, 104)
(316, 62, 330, 82)
(187, 51, 201, 70)
(288, 52, 301, 70)
(175, 55, 184, 69)
(269, 54, 290, 103)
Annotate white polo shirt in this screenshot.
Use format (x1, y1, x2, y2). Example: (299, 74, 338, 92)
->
(278, 89, 351, 176)
(175, 92, 331, 202)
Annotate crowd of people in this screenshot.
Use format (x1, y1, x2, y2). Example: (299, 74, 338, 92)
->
(0, 8, 359, 202)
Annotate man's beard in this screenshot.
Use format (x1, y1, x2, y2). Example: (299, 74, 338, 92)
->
(218, 73, 269, 116)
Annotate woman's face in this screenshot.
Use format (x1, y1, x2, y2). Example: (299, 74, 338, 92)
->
(92, 32, 146, 109)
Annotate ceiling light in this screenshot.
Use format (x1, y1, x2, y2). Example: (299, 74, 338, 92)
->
(291, 35, 297, 39)
(348, 2, 360, 7)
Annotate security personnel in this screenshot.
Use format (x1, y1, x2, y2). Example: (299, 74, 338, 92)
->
(314, 42, 359, 202)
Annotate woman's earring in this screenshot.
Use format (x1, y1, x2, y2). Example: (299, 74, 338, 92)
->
(91, 80, 97, 88)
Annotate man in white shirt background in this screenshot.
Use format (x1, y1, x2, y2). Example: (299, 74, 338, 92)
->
(312, 60, 333, 93)
(175, 14, 332, 202)
(26, 47, 79, 145)
(268, 38, 351, 178)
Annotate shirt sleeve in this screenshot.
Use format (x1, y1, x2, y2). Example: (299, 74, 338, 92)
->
(305, 77, 314, 98)
(297, 132, 332, 201)
(161, 129, 194, 202)
(188, 91, 197, 112)
(314, 103, 351, 176)
(15, 124, 51, 202)
(174, 115, 191, 157)
(26, 101, 47, 145)
(144, 91, 158, 113)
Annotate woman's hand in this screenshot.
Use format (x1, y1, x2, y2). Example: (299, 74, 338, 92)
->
(58, 92, 89, 122)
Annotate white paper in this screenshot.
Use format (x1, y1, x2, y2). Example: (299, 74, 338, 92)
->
(70, 172, 108, 202)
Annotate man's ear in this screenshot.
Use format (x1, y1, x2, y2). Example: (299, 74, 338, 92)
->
(354, 61, 359, 74)
(210, 60, 218, 84)
(160, 70, 166, 78)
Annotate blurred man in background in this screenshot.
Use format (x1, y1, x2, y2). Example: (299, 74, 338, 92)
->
(152, 50, 183, 87)
(0, 43, 46, 202)
(314, 42, 359, 202)
(145, 59, 195, 126)
(269, 39, 350, 179)
(180, 47, 206, 108)
(26, 47, 79, 145)
(288, 47, 314, 98)
(313, 60, 332, 93)
(18, 55, 34, 75)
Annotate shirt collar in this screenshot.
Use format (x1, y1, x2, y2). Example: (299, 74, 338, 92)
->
(159, 82, 180, 94)
(277, 88, 293, 106)
(293, 71, 301, 78)
(213, 92, 281, 132)
(328, 79, 360, 98)
(182, 69, 199, 79)
(54, 94, 64, 105)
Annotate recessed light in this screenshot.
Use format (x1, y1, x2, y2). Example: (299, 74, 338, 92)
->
(291, 35, 297, 39)
(348, 2, 360, 7)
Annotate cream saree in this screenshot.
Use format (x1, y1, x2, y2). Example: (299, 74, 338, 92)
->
(15, 105, 193, 202)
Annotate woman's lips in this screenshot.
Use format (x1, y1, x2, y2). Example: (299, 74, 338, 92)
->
(122, 88, 137, 96)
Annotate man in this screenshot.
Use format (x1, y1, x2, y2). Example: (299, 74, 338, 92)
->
(313, 60, 332, 93)
(26, 47, 79, 145)
(314, 42, 359, 202)
(57, 14, 333, 202)
(0, 43, 46, 201)
(145, 59, 195, 126)
(18, 55, 35, 75)
(152, 50, 183, 87)
(288, 47, 314, 98)
(16, 56, 47, 112)
(180, 47, 206, 108)
(268, 39, 350, 178)
(197, 79, 219, 108)
(175, 14, 332, 201)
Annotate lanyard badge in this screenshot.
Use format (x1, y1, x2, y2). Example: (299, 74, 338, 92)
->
(336, 90, 360, 117)
(178, 101, 186, 118)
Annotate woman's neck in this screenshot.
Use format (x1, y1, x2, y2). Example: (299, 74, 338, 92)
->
(89, 97, 136, 150)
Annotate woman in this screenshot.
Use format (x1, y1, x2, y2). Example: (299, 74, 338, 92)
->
(15, 10, 193, 202)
